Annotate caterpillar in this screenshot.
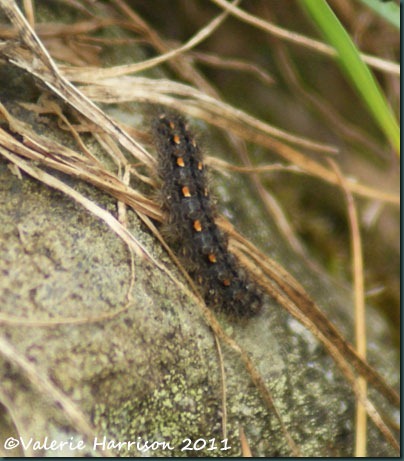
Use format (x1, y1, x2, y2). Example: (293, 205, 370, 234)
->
(153, 111, 263, 317)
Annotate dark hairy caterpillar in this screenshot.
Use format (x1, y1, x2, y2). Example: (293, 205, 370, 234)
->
(153, 111, 264, 317)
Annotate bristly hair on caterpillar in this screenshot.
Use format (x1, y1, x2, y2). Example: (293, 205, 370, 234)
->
(152, 110, 264, 317)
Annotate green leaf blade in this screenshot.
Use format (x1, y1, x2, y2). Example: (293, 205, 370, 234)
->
(300, 0, 400, 154)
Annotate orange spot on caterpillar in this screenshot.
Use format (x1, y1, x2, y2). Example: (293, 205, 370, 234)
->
(193, 220, 202, 232)
(182, 186, 191, 197)
(223, 279, 231, 286)
(197, 162, 203, 170)
(177, 157, 185, 167)
(173, 135, 180, 144)
(208, 253, 217, 263)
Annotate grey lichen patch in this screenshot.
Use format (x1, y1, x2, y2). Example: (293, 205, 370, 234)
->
(92, 351, 221, 456)
(133, 373, 217, 441)
(94, 362, 245, 457)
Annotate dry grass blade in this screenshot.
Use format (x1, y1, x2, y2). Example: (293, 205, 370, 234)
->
(111, 0, 222, 98)
(0, 18, 122, 40)
(20, 98, 106, 167)
(1, 0, 153, 166)
(22, 0, 34, 26)
(209, 0, 399, 75)
(0, 303, 135, 327)
(0, 103, 160, 220)
(188, 50, 275, 86)
(239, 425, 253, 457)
(328, 160, 368, 456)
(77, 77, 398, 205)
(61, 0, 240, 82)
(78, 76, 337, 154)
(214, 335, 228, 440)
(207, 156, 303, 174)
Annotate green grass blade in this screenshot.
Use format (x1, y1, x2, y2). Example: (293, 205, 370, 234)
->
(299, 0, 400, 154)
(359, 0, 400, 29)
